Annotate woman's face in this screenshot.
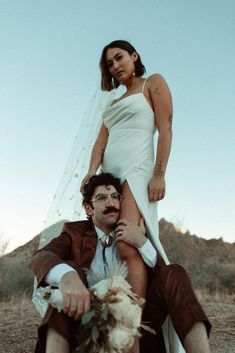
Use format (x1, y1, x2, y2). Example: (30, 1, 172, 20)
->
(106, 47, 137, 83)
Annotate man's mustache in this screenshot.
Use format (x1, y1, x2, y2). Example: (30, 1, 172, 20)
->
(103, 207, 119, 214)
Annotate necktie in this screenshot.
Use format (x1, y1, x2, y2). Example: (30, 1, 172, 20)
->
(100, 233, 113, 248)
(100, 234, 113, 276)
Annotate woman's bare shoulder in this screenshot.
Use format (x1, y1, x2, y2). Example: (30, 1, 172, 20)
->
(146, 73, 167, 86)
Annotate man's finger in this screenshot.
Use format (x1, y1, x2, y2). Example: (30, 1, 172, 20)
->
(84, 296, 91, 314)
(68, 297, 77, 318)
(116, 234, 125, 242)
(117, 218, 129, 225)
(116, 230, 123, 237)
(63, 294, 70, 314)
(74, 300, 84, 320)
(76, 298, 86, 318)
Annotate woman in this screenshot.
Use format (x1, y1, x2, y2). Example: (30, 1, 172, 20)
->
(81, 40, 173, 301)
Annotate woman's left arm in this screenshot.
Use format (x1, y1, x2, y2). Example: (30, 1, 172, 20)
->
(148, 74, 173, 202)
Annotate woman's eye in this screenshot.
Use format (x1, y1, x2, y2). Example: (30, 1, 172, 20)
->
(117, 55, 122, 61)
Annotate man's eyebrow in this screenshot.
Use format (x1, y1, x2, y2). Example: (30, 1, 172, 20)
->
(106, 52, 122, 63)
(94, 193, 106, 197)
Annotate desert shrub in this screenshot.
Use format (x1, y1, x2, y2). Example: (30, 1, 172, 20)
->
(216, 264, 235, 293)
(187, 263, 235, 294)
(0, 257, 34, 300)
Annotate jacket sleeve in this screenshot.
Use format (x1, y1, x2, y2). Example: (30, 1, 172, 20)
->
(28, 227, 76, 286)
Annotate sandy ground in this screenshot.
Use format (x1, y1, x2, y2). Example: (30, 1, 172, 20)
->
(0, 297, 234, 353)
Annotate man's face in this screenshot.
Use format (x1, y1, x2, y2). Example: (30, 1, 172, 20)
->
(84, 185, 121, 231)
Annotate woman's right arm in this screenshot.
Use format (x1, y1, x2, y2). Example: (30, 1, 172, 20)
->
(80, 123, 109, 192)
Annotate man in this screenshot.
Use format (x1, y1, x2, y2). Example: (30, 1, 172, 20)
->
(29, 172, 211, 353)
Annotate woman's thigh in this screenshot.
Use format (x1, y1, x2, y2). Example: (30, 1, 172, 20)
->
(117, 181, 144, 258)
(119, 181, 141, 225)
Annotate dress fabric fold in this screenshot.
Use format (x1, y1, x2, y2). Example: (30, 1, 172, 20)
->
(102, 91, 185, 353)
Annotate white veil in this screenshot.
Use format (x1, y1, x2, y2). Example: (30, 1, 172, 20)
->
(32, 84, 185, 353)
(33, 87, 116, 316)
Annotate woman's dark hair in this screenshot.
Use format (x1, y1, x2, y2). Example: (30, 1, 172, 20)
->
(99, 40, 146, 91)
(82, 172, 122, 207)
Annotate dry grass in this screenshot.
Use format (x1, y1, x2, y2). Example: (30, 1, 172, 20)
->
(195, 289, 235, 304)
(0, 294, 235, 353)
(0, 295, 40, 353)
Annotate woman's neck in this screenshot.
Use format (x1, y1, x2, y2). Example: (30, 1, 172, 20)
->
(124, 76, 143, 91)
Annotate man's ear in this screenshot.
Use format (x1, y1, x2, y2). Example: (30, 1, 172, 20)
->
(84, 203, 93, 216)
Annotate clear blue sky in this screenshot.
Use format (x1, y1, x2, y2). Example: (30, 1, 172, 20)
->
(0, 0, 234, 251)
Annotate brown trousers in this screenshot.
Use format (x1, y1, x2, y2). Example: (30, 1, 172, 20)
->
(35, 264, 211, 353)
(140, 264, 211, 353)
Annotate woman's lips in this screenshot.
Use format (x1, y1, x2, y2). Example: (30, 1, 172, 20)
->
(117, 71, 124, 77)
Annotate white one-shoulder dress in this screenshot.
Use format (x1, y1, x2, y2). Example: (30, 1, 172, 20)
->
(102, 79, 185, 353)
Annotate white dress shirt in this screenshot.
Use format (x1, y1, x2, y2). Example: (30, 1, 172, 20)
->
(45, 225, 157, 287)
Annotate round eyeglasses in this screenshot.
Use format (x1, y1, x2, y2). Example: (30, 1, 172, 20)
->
(91, 192, 123, 204)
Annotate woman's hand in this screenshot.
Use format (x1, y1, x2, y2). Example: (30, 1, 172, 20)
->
(80, 171, 96, 194)
(148, 176, 166, 202)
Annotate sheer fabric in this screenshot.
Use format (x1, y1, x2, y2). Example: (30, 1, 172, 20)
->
(33, 88, 116, 316)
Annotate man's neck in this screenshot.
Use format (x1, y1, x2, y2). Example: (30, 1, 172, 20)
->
(93, 222, 115, 234)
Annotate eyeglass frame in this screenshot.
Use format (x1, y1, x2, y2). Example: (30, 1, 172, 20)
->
(90, 192, 123, 204)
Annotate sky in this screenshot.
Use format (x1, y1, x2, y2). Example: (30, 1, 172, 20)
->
(0, 0, 234, 253)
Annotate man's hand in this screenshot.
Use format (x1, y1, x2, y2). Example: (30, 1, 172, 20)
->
(115, 218, 147, 248)
(59, 271, 90, 320)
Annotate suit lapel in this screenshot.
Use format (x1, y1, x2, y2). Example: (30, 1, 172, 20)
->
(81, 222, 98, 270)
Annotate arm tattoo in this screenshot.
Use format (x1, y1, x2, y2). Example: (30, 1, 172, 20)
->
(154, 87, 160, 95)
(153, 161, 165, 177)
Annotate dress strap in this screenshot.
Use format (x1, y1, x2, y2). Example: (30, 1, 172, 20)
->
(141, 78, 148, 93)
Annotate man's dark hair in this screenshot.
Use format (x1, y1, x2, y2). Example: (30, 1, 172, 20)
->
(82, 172, 122, 207)
(99, 40, 146, 91)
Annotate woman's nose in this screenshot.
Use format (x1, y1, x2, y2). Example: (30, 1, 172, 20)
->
(113, 61, 120, 70)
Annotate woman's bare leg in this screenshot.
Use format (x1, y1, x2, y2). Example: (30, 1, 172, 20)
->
(117, 181, 148, 298)
(117, 182, 148, 353)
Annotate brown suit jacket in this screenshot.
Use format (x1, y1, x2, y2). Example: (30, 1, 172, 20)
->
(29, 219, 164, 288)
(29, 220, 104, 332)
(29, 220, 99, 288)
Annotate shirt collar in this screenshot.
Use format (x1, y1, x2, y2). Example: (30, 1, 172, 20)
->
(94, 225, 115, 240)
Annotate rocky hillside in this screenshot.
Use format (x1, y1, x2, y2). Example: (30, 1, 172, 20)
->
(0, 218, 234, 300)
(159, 219, 235, 293)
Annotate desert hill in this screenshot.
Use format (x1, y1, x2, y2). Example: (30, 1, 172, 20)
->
(0, 218, 234, 300)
